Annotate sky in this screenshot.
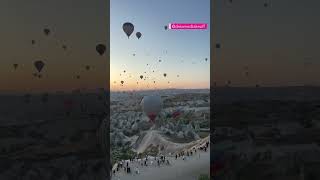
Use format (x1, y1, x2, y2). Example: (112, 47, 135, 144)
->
(0, 0, 108, 93)
(213, 0, 320, 87)
(110, 0, 210, 91)
(1, 0, 319, 93)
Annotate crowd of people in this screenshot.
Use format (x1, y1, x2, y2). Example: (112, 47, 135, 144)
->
(111, 140, 210, 179)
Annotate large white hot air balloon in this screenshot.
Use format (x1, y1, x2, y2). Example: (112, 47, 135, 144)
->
(141, 95, 162, 123)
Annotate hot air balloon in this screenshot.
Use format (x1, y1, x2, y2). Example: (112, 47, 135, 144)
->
(136, 32, 142, 39)
(140, 75, 143, 79)
(96, 44, 106, 55)
(216, 43, 221, 49)
(264, 0, 271, 7)
(44, 28, 50, 36)
(121, 80, 124, 85)
(163, 73, 167, 77)
(34, 60, 45, 73)
(62, 45, 67, 50)
(122, 22, 134, 38)
(164, 25, 168, 30)
(13, 64, 18, 70)
(205, 58, 208, 61)
(141, 95, 162, 123)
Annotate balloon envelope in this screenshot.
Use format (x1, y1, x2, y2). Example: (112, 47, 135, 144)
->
(96, 44, 106, 55)
(141, 95, 162, 123)
(136, 32, 142, 39)
(34, 61, 45, 73)
(44, 28, 50, 36)
(123, 22, 134, 38)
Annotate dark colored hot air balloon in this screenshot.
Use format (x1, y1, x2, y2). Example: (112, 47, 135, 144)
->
(216, 43, 221, 49)
(123, 70, 126, 73)
(44, 28, 50, 36)
(154, 81, 156, 83)
(164, 25, 168, 30)
(62, 45, 67, 50)
(205, 58, 208, 61)
(13, 64, 18, 70)
(163, 73, 167, 77)
(123, 22, 134, 38)
(34, 60, 45, 73)
(140, 75, 143, 79)
(121, 80, 124, 85)
(136, 32, 142, 39)
(96, 44, 106, 55)
(264, 1, 271, 7)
